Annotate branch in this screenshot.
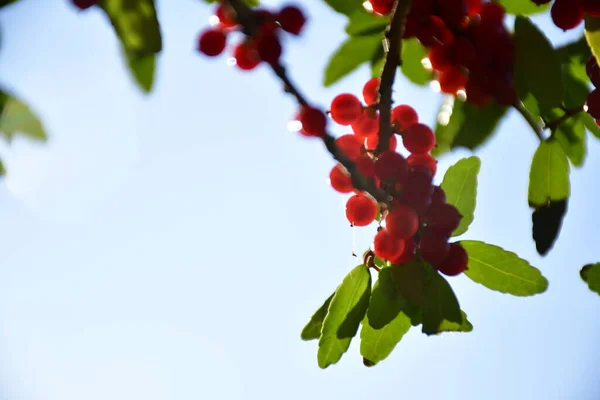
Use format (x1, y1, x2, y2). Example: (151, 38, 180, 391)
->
(545, 105, 585, 132)
(224, 0, 388, 203)
(375, 0, 412, 155)
(514, 101, 544, 141)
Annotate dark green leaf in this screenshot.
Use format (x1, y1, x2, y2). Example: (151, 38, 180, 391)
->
(528, 139, 570, 207)
(0, 90, 47, 142)
(323, 0, 363, 16)
(345, 9, 388, 36)
(582, 112, 600, 138)
(301, 292, 335, 341)
(0, 0, 19, 8)
(562, 62, 590, 109)
(360, 267, 412, 365)
(391, 258, 426, 307)
(585, 16, 600, 66)
(0, 159, 5, 176)
(437, 310, 473, 333)
(421, 266, 462, 335)
(580, 263, 600, 296)
(371, 46, 385, 78)
(125, 52, 156, 93)
(554, 115, 587, 167)
(461, 240, 549, 296)
(532, 199, 568, 256)
(318, 264, 371, 369)
(440, 156, 481, 237)
(324, 34, 382, 86)
(496, 0, 550, 15)
(514, 17, 563, 114)
(400, 38, 431, 86)
(433, 99, 506, 157)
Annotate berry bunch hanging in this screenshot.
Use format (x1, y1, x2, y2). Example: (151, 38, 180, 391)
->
(586, 56, 600, 121)
(529, 0, 600, 31)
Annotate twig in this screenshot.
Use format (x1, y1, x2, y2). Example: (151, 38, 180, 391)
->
(545, 105, 585, 132)
(224, 0, 388, 203)
(514, 101, 544, 141)
(375, 0, 413, 155)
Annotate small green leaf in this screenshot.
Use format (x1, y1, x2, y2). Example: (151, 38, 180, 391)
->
(437, 310, 473, 333)
(301, 292, 335, 341)
(0, 159, 5, 176)
(461, 240, 549, 296)
(400, 38, 431, 86)
(0, 90, 47, 142)
(562, 62, 590, 109)
(125, 52, 156, 93)
(528, 139, 570, 207)
(554, 116, 587, 167)
(580, 263, 600, 296)
(324, 34, 382, 87)
(440, 156, 481, 237)
(391, 258, 426, 307)
(585, 16, 600, 66)
(433, 99, 506, 157)
(532, 199, 568, 256)
(318, 265, 371, 369)
(323, 0, 363, 16)
(421, 266, 462, 335)
(496, 0, 550, 15)
(360, 267, 412, 365)
(514, 17, 563, 114)
(582, 112, 600, 138)
(345, 9, 389, 36)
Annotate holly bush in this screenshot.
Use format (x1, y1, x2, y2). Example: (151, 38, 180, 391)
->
(2, 0, 600, 368)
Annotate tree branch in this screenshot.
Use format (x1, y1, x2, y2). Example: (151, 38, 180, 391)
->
(545, 105, 584, 132)
(514, 101, 544, 141)
(375, 0, 412, 155)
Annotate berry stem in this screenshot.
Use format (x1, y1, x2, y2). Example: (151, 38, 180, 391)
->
(375, 0, 413, 155)
(514, 101, 545, 141)
(545, 105, 585, 133)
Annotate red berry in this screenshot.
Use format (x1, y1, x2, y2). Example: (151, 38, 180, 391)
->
(374, 229, 405, 261)
(390, 237, 416, 264)
(587, 56, 600, 87)
(370, 0, 395, 15)
(72, 0, 97, 10)
(336, 134, 364, 160)
(234, 41, 261, 70)
(465, 77, 492, 106)
(374, 151, 408, 184)
(480, 2, 506, 24)
(466, 0, 482, 15)
(437, 0, 468, 28)
(355, 155, 377, 178)
(582, 0, 600, 16)
(419, 233, 450, 265)
(426, 203, 462, 236)
(438, 66, 468, 94)
(352, 111, 379, 138)
(401, 168, 434, 215)
(402, 123, 436, 154)
(386, 204, 419, 239)
(216, 4, 238, 28)
(428, 44, 451, 71)
(298, 106, 327, 136)
(365, 132, 398, 152)
(587, 89, 600, 119)
(551, 0, 584, 31)
(435, 243, 468, 276)
(431, 185, 447, 205)
(407, 153, 437, 177)
(256, 32, 282, 65)
(417, 16, 454, 47)
(330, 94, 363, 125)
(363, 78, 380, 105)
(346, 194, 378, 226)
(278, 5, 306, 35)
(448, 37, 476, 68)
(391, 105, 419, 131)
(198, 29, 227, 57)
(329, 164, 353, 193)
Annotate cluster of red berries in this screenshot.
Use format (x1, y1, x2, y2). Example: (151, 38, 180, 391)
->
(294, 79, 468, 276)
(71, 0, 98, 10)
(370, 0, 517, 107)
(585, 56, 600, 123)
(196, 2, 306, 70)
(531, 0, 600, 31)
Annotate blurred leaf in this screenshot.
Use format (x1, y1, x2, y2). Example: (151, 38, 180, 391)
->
(360, 267, 412, 365)
(400, 38, 431, 86)
(0, 159, 5, 176)
(514, 17, 563, 114)
(391, 258, 426, 307)
(585, 16, 600, 67)
(345, 9, 388, 36)
(323, 0, 363, 16)
(528, 139, 570, 207)
(580, 263, 600, 296)
(0, 0, 19, 8)
(440, 156, 481, 237)
(301, 292, 335, 341)
(125, 52, 156, 93)
(582, 112, 600, 138)
(421, 266, 462, 335)
(437, 310, 473, 333)
(433, 99, 506, 157)
(554, 115, 586, 167)
(0, 90, 47, 142)
(324, 34, 381, 86)
(371, 45, 385, 78)
(318, 264, 371, 369)
(562, 62, 590, 109)
(532, 199, 568, 256)
(556, 36, 592, 65)
(496, 0, 550, 15)
(461, 240, 549, 296)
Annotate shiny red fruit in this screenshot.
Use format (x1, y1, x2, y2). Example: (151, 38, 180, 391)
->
(346, 194, 378, 226)
(435, 243, 468, 276)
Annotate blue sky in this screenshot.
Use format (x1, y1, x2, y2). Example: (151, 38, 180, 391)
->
(0, 1, 599, 399)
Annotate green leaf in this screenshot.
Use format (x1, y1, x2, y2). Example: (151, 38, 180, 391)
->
(301, 292, 335, 341)
(318, 264, 371, 369)
(514, 17, 563, 114)
(391, 258, 426, 307)
(0, 159, 5, 176)
(585, 16, 600, 66)
(554, 115, 587, 167)
(360, 267, 411, 365)
(580, 263, 600, 296)
(562, 62, 590, 109)
(496, 0, 551, 15)
(461, 240, 549, 296)
(440, 156, 481, 237)
(323, 0, 363, 16)
(528, 139, 570, 207)
(324, 34, 382, 87)
(100, 0, 162, 93)
(433, 99, 506, 157)
(582, 112, 600, 138)
(532, 199, 567, 256)
(345, 9, 389, 36)
(400, 38, 431, 86)
(0, 0, 19, 8)
(371, 46, 385, 78)
(437, 310, 473, 333)
(421, 266, 462, 335)
(0, 90, 47, 142)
